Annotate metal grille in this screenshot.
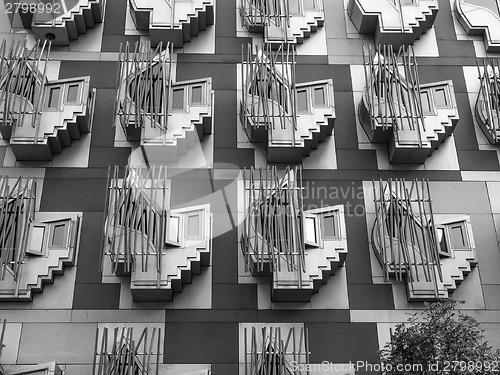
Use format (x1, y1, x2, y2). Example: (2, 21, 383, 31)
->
(0, 39, 51, 133)
(244, 326, 310, 375)
(102, 166, 168, 280)
(115, 42, 174, 133)
(477, 58, 500, 143)
(241, 43, 298, 132)
(241, 166, 306, 279)
(371, 179, 443, 299)
(362, 44, 426, 140)
(93, 326, 161, 375)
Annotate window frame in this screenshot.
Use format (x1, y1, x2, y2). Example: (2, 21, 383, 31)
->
(189, 84, 205, 106)
(185, 210, 204, 240)
(47, 220, 71, 250)
(170, 87, 186, 112)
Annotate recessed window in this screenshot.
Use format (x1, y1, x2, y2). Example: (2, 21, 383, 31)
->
(434, 88, 448, 107)
(27, 226, 45, 255)
(167, 216, 180, 245)
(47, 87, 61, 109)
(190, 85, 203, 105)
(172, 88, 185, 110)
(420, 91, 432, 114)
(51, 223, 68, 248)
(288, 0, 300, 14)
(297, 90, 308, 112)
(304, 216, 317, 245)
(449, 222, 468, 250)
(303, 0, 316, 11)
(314, 87, 326, 106)
(66, 84, 79, 103)
(321, 214, 339, 240)
(186, 213, 201, 238)
(437, 226, 450, 257)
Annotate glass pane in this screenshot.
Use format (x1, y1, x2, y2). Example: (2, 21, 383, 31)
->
(288, 0, 300, 14)
(304, 217, 316, 244)
(168, 217, 179, 243)
(191, 86, 203, 104)
(66, 84, 79, 102)
(48, 87, 61, 109)
(434, 88, 448, 107)
(187, 214, 200, 237)
(437, 227, 448, 255)
(297, 90, 308, 112)
(314, 87, 325, 106)
(51, 223, 67, 247)
(172, 88, 184, 110)
(30, 226, 45, 253)
(304, 0, 315, 10)
(322, 215, 337, 238)
(420, 91, 431, 113)
(449, 223, 468, 249)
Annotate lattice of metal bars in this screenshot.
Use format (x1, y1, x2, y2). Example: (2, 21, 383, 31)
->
(240, 0, 291, 31)
(362, 44, 426, 141)
(0, 176, 36, 289)
(241, 166, 306, 279)
(93, 326, 161, 375)
(102, 166, 168, 279)
(0, 39, 51, 131)
(244, 326, 310, 375)
(241, 43, 298, 132)
(114, 41, 174, 134)
(371, 179, 443, 298)
(477, 58, 500, 143)
(0, 318, 5, 371)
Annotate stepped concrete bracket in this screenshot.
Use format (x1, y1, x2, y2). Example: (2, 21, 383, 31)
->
(359, 45, 458, 164)
(0, 175, 82, 302)
(348, 0, 439, 48)
(0, 39, 93, 161)
(102, 165, 213, 302)
(456, 0, 500, 52)
(17, 0, 105, 46)
(241, 167, 347, 302)
(129, 0, 214, 47)
(240, 43, 335, 163)
(115, 42, 213, 164)
(240, 0, 325, 45)
(371, 179, 478, 302)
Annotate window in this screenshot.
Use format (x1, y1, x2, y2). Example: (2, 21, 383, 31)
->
(47, 87, 61, 109)
(304, 216, 317, 245)
(172, 88, 185, 110)
(49, 222, 68, 248)
(313, 87, 326, 106)
(166, 216, 180, 245)
(190, 85, 203, 105)
(434, 88, 448, 107)
(321, 213, 339, 240)
(437, 220, 470, 257)
(297, 90, 308, 112)
(420, 90, 432, 114)
(303, 0, 316, 11)
(437, 226, 450, 257)
(288, 0, 301, 14)
(27, 226, 46, 256)
(185, 212, 202, 239)
(449, 222, 469, 250)
(66, 84, 80, 103)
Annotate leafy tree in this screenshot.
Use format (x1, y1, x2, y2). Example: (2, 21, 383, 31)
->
(379, 300, 500, 374)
